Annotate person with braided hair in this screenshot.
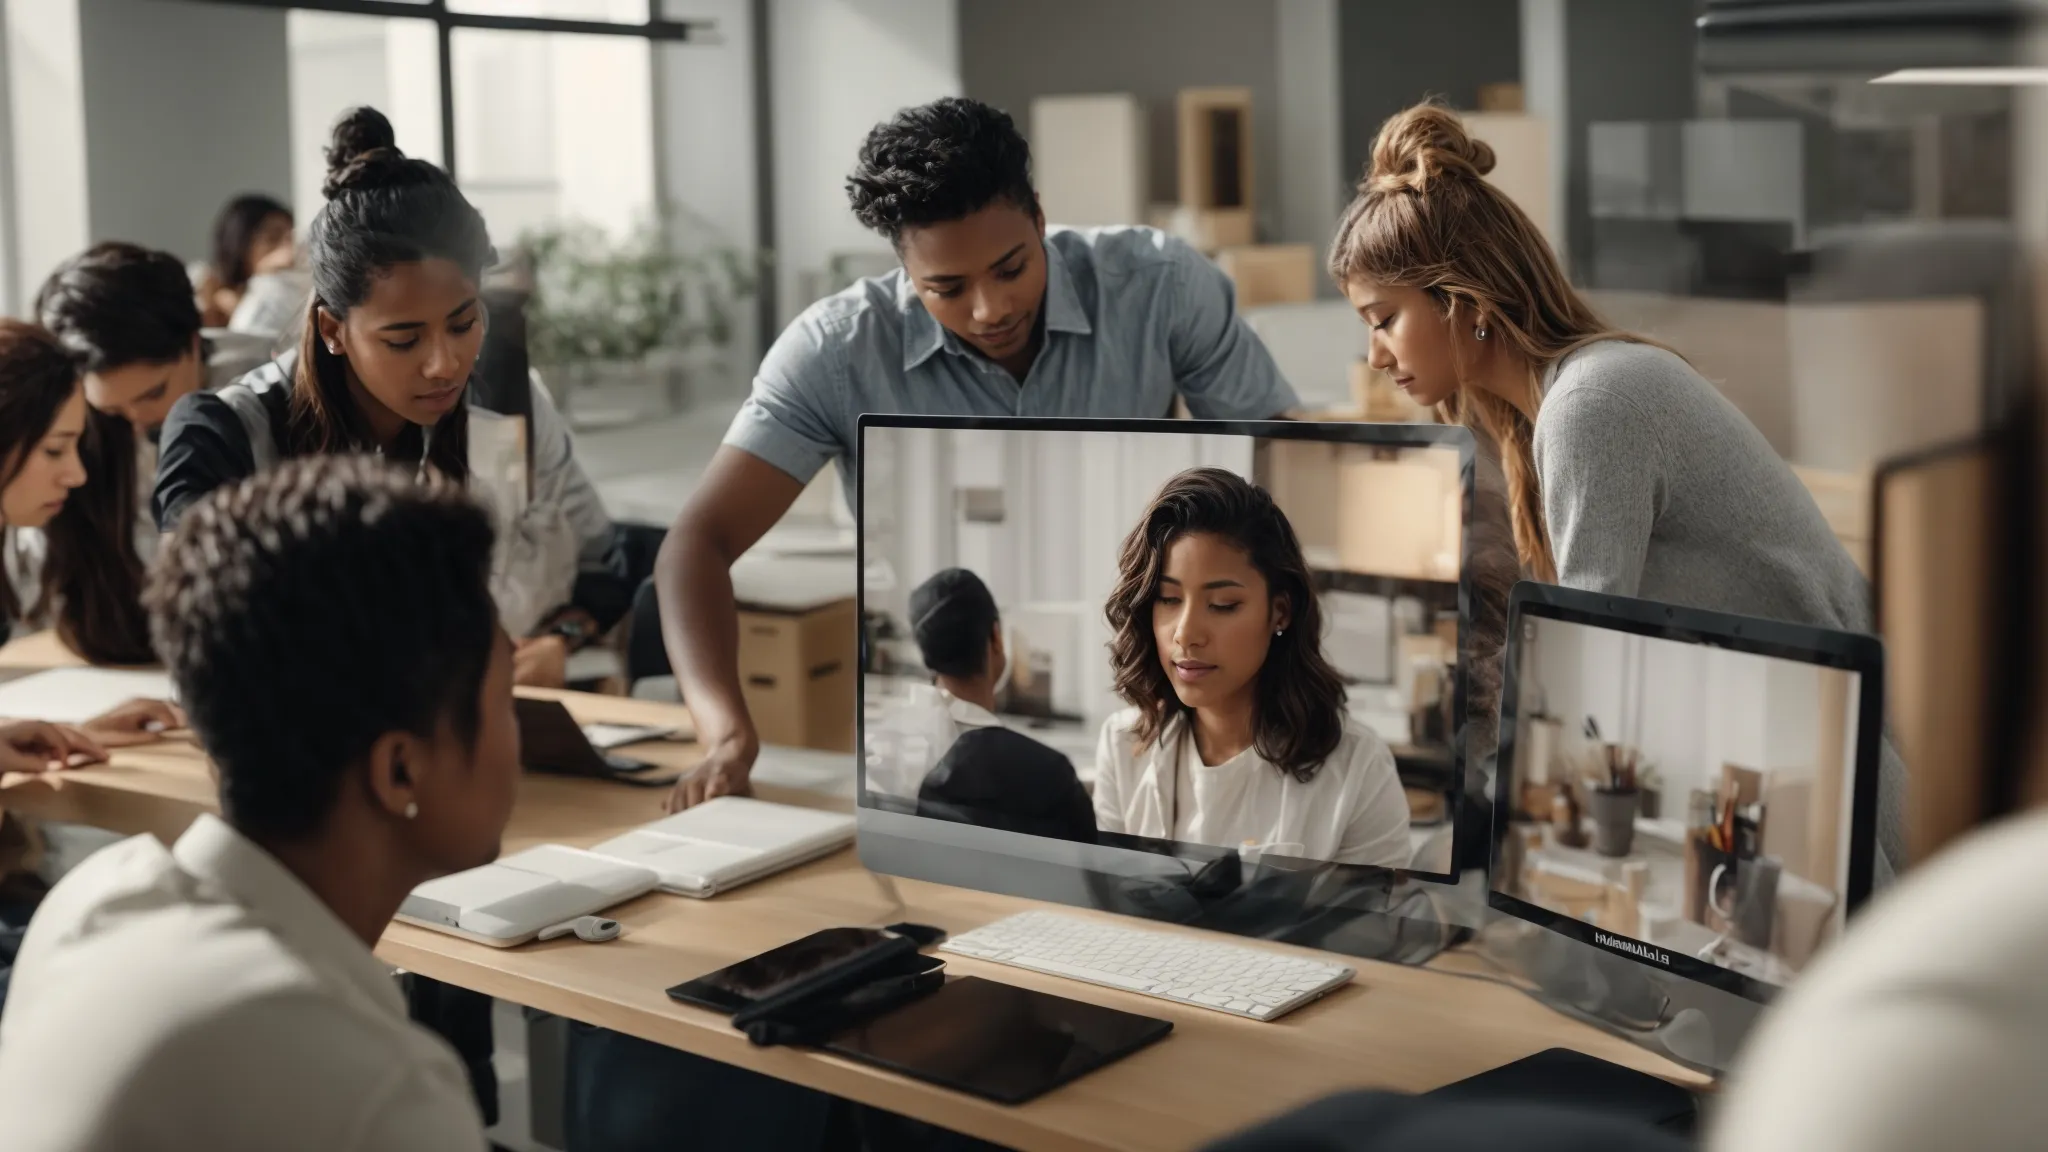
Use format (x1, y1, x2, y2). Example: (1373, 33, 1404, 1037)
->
(1328, 99, 1904, 882)
(0, 455, 515, 1152)
(152, 105, 625, 690)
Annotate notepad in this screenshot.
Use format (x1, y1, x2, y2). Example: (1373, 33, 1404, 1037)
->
(586, 796, 856, 898)
(396, 844, 659, 947)
(0, 667, 176, 725)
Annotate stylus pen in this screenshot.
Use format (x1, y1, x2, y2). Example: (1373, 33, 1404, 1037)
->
(731, 934, 924, 1031)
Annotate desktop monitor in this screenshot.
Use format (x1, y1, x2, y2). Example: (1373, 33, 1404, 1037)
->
(855, 415, 1476, 950)
(1491, 582, 1886, 1005)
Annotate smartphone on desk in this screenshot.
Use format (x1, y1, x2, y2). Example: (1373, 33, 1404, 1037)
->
(668, 927, 907, 1014)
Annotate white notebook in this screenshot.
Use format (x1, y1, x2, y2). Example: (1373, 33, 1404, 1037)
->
(396, 844, 659, 947)
(586, 796, 856, 898)
(0, 667, 176, 725)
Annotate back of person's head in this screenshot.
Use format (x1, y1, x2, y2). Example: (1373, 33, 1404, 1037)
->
(0, 320, 148, 664)
(846, 97, 1038, 245)
(211, 193, 294, 292)
(145, 455, 501, 845)
(1106, 467, 1346, 781)
(35, 242, 202, 374)
(295, 106, 491, 475)
(908, 567, 1000, 680)
(1328, 101, 1638, 580)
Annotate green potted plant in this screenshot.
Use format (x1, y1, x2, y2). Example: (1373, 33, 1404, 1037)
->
(519, 206, 763, 425)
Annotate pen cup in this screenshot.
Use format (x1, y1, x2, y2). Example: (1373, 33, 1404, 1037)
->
(1587, 787, 1639, 858)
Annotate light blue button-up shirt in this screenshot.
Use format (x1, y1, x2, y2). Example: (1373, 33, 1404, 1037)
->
(723, 226, 1299, 490)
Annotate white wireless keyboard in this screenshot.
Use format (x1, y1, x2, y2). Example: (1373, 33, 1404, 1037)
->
(939, 910, 1354, 1021)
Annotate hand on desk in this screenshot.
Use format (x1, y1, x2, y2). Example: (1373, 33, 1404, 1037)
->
(82, 698, 188, 749)
(663, 735, 755, 813)
(0, 720, 108, 773)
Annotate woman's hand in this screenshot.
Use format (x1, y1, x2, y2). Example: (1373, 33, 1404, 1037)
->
(513, 635, 569, 689)
(80, 698, 188, 749)
(0, 721, 108, 774)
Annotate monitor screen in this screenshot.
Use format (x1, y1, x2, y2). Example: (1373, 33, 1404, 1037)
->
(856, 415, 1476, 927)
(1491, 584, 1884, 1004)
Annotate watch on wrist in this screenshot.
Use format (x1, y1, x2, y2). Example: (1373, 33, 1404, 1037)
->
(549, 617, 594, 649)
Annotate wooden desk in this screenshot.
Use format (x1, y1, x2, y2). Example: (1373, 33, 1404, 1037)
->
(0, 639, 1706, 1151)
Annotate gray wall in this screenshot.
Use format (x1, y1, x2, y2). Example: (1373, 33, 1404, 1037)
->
(958, 0, 1282, 240)
(1336, 0, 1522, 192)
(1558, 0, 1697, 272)
(79, 0, 292, 263)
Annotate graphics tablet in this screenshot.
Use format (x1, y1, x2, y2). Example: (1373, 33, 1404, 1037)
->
(821, 976, 1172, 1104)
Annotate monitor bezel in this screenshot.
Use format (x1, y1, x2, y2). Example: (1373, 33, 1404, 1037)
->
(1490, 580, 1887, 1006)
(854, 413, 1478, 911)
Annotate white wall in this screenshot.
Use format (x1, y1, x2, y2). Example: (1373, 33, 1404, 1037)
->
(77, 0, 291, 263)
(767, 0, 960, 327)
(1531, 618, 1829, 799)
(5, 0, 90, 307)
(1276, 0, 1344, 258)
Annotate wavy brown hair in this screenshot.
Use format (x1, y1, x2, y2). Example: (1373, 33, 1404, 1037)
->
(0, 321, 151, 664)
(1327, 100, 1671, 582)
(1105, 467, 1347, 782)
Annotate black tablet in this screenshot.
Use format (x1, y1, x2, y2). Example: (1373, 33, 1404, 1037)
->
(667, 927, 899, 1014)
(822, 976, 1172, 1104)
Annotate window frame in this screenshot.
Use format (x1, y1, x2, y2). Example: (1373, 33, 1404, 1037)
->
(200, 0, 708, 181)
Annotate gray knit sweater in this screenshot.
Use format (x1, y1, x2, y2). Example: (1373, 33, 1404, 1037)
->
(1535, 339, 1905, 884)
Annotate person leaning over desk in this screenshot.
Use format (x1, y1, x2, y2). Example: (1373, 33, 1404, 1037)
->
(654, 94, 1299, 814)
(150, 106, 628, 690)
(1329, 100, 1906, 882)
(1094, 467, 1411, 868)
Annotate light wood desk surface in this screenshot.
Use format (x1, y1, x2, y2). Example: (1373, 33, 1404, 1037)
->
(0, 634, 1705, 1151)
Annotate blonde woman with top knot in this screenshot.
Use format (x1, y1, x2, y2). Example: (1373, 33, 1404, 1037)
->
(1328, 100, 1905, 882)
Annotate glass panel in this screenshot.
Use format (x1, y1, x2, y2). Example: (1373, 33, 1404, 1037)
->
(286, 11, 445, 224)
(450, 26, 655, 246)
(447, 0, 650, 23)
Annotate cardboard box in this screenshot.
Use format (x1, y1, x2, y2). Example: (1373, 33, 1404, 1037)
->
(737, 597, 857, 752)
(1216, 244, 1316, 309)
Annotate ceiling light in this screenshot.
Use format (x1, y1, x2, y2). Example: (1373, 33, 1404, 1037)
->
(1871, 67, 2048, 85)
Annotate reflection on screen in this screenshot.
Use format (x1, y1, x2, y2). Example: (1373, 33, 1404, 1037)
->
(1496, 614, 1864, 988)
(860, 424, 1469, 873)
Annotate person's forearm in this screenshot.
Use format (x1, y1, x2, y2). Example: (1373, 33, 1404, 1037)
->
(656, 528, 756, 750)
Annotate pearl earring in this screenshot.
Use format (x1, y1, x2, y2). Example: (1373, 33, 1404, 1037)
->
(403, 801, 418, 820)
(1274, 628, 1285, 638)
(1475, 326, 1490, 341)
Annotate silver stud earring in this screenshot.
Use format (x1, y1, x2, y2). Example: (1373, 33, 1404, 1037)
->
(1475, 326, 1490, 341)
(1275, 628, 1285, 638)
(404, 801, 418, 820)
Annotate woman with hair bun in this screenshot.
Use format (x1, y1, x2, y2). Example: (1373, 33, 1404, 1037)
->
(1093, 467, 1411, 868)
(152, 106, 626, 689)
(1328, 100, 1903, 880)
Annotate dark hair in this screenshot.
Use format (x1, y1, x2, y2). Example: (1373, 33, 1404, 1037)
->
(145, 454, 498, 841)
(294, 106, 494, 481)
(909, 567, 999, 679)
(0, 321, 150, 665)
(211, 193, 293, 292)
(846, 97, 1038, 244)
(35, 242, 203, 374)
(1105, 468, 1347, 782)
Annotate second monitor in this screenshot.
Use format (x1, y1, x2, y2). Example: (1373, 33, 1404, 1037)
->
(857, 415, 1475, 908)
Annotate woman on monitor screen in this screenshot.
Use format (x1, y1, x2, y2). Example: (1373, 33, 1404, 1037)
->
(1093, 467, 1411, 868)
(1328, 100, 1901, 881)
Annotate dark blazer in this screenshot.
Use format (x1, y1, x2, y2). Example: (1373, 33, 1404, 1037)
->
(917, 726, 1098, 844)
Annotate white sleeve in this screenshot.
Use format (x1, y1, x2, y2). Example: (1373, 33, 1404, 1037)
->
(345, 1066, 490, 1152)
(1091, 716, 1128, 835)
(478, 380, 585, 636)
(1335, 736, 1412, 868)
(527, 369, 615, 570)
